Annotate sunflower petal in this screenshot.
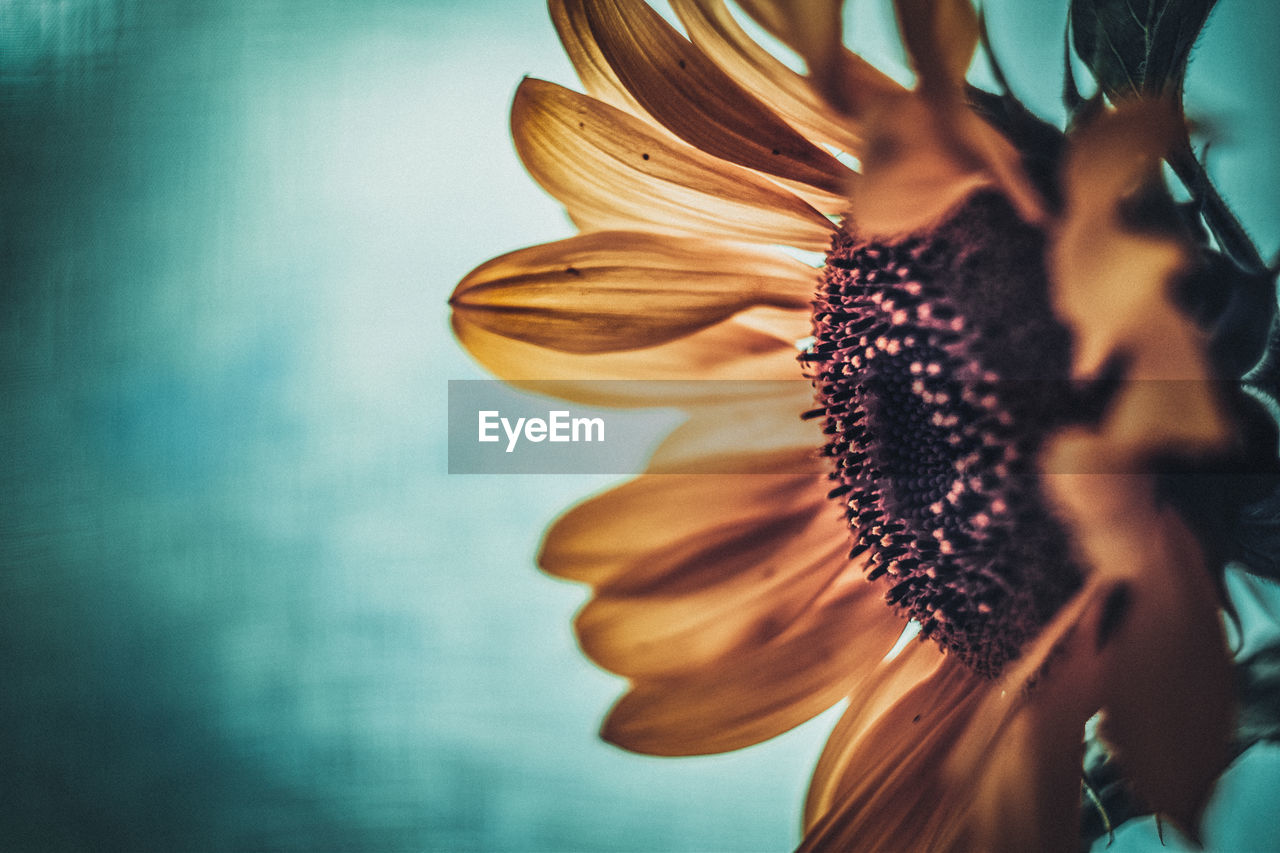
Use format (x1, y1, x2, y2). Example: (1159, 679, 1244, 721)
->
(549, 0, 645, 114)
(940, 579, 1122, 853)
(803, 638, 944, 830)
(847, 94, 991, 236)
(1051, 101, 1230, 456)
(642, 383, 824, 474)
(1053, 102, 1200, 374)
(450, 230, 814, 353)
(848, 89, 1046, 237)
(1039, 449, 1234, 839)
(511, 78, 836, 250)
(671, 0, 891, 152)
(452, 313, 802, 406)
(893, 0, 979, 92)
(539, 469, 827, 587)
(557, 0, 855, 197)
(731, 0, 850, 109)
(729, 304, 813, 345)
(798, 658, 987, 851)
(805, 578, 1127, 853)
(844, 0, 1047, 234)
(601, 574, 906, 755)
(574, 523, 849, 677)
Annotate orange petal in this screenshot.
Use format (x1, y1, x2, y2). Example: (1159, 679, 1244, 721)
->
(803, 637, 945, 830)
(893, 0, 979, 93)
(1040, 443, 1235, 839)
(849, 91, 1045, 236)
(644, 385, 823, 474)
(847, 94, 991, 236)
(601, 572, 907, 755)
(539, 469, 828, 587)
(549, 0, 646, 115)
(671, 0, 888, 153)
(558, 0, 855, 197)
(798, 657, 987, 851)
(1052, 102, 1185, 375)
(847, 0, 1045, 235)
(1050, 101, 1230, 456)
(802, 577, 1121, 853)
(511, 78, 836, 250)
(452, 312, 802, 406)
(575, 518, 850, 677)
(450, 230, 814, 353)
(939, 578, 1124, 853)
(729, 304, 813, 346)
(731, 0, 852, 111)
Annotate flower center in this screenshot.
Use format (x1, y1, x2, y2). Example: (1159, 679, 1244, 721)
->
(806, 192, 1084, 677)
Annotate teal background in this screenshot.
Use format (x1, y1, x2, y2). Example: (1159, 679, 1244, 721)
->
(0, 1, 1276, 851)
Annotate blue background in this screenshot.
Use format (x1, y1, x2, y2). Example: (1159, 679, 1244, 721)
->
(1, 1, 1277, 850)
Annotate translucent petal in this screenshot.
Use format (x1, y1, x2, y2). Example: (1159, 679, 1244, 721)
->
(557, 0, 855, 197)
(893, 0, 979, 91)
(539, 467, 826, 587)
(512, 78, 836, 249)
(452, 313, 802, 406)
(451, 230, 814, 353)
(600, 573, 906, 755)
(671, 0, 881, 152)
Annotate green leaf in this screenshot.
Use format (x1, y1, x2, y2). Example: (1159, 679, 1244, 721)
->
(1080, 736, 1147, 850)
(1236, 641, 1280, 749)
(1069, 0, 1218, 101)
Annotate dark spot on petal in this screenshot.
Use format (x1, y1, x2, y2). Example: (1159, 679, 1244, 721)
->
(565, 266, 582, 277)
(642, 153, 650, 160)
(771, 149, 781, 156)
(1095, 583, 1132, 651)
(912, 714, 922, 723)
(677, 58, 687, 69)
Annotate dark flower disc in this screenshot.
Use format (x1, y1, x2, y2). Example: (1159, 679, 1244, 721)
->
(806, 192, 1085, 677)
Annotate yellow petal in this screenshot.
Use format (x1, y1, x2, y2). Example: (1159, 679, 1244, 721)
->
(803, 579, 1121, 853)
(941, 579, 1123, 853)
(512, 78, 836, 250)
(729, 303, 813, 346)
(451, 230, 814, 353)
(452, 313, 802, 406)
(557, 0, 855, 196)
(601, 572, 906, 755)
(847, 0, 1045, 236)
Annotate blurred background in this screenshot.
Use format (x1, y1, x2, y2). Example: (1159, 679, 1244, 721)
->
(0, 1, 1276, 851)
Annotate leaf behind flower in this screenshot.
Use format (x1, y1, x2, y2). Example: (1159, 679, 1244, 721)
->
(1069, 0, 1218, 102)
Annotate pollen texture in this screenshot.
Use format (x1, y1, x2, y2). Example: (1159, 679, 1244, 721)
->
(807, 193, 1083, 677)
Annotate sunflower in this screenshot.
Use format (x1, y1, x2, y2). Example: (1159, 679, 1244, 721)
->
(450, 0, 1280, 850)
